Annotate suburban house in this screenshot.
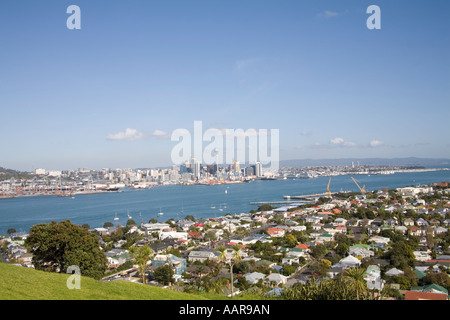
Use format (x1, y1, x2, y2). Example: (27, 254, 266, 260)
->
(364, 265, 384, 291)
(159, 230, 188, 241)
(267, 227, 285, 237)
(331, 255, 361, 269)
(188, 250, 218, 263)
(265, 273, 288, 286)
(385, 267, 404, 277)
(151, 254, 187, 275)
(349, 245, 374, 259)
(243, 272, 266, 284)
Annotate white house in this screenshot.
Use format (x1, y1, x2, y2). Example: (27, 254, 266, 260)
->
(289, 225, 307, 232)
(265, 273, 288, 286)
(159, 231, 188, 241)
(244, 272, 266, 284)
(348, 247, 374, 259)
(332, 255, 361, 269)
(413, 251, 431, 262)
(364, 265, 384, 291)
(188, 250, 217, 263)
(385, 268, 404, 277)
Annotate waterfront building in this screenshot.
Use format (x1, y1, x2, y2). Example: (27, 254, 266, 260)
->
(255, 162, 262, 177)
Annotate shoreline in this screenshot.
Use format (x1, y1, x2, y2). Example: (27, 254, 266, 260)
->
(1, 167, 449, 200)
(1, 173, 449, 237)
(0, 190, 122, 200)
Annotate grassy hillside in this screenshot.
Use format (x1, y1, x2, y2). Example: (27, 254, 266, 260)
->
(0, 263, 218, 300)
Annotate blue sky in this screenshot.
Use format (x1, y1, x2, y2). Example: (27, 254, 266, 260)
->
(0, 0, 449, 170)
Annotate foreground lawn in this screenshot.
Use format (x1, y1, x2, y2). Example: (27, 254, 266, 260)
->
(0, 263, 209, 300)
(0, 263, 267, 300)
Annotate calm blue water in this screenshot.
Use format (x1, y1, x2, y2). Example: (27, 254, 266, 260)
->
(1, 170, 449, 235)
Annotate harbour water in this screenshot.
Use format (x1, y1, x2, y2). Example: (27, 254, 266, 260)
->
(1, 169, 450, 235)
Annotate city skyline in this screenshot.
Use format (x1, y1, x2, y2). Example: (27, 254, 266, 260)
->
(1, 0, 449, 171)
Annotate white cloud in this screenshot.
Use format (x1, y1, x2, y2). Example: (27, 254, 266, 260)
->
(317, 10, 340, 19)
(330, 137, 357, 148)
(152, 129, 171, 139)
(330, 137, 345, 145)
(107, 128, 144, 141)
(369, 140, 384, 147)
(300, 131, 312, 136)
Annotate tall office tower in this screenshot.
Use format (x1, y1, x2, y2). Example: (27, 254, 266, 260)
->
(255, 161, 262, 177)
(244, 166, 254, 177)
(233, 160, 240, 174)
(191, 158, 201, 180)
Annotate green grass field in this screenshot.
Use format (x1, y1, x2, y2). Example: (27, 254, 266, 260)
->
(0, 263, 232, 300)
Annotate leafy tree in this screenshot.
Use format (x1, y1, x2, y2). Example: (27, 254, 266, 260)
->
(283, 278, 369, 300)
(423, 272, 450, 291)
(387, 241, 415, 269)
(126, 219, 137, 227)
(185, 215, 195, 221)
(310, 244, 327, 259)
(25, 220, 107, 279)
(103, 222, 114, 228)
(129, 245, 153, 284)
(81, 224, 90, 229)
(257, 204, 274, 212)
(153, 264, 174, 285)
(7, 228, 16, 234)
(335, 243, 349, 256)
(282, 264, 296, 276)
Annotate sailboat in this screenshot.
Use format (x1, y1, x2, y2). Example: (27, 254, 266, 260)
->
(114, 212, 119, 221)
(225, 189, 228, 194)
(158, 208, 164, 216)
(127, 209, 132, 220)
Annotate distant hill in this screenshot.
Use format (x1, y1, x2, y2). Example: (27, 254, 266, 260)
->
(0, 167, 35, 181)
(279, 157, 450, 168)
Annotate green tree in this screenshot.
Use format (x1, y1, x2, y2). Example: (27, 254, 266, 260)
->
(7, 228, 16, 235)
(103, 222, 114, 228)
(310, 244, 327, 259)
(25, 220, 107, 279)
(257, 204, 274, 212)
(387, 241, 415, 269)
(129, 245, 153, 284)
(153, 264, 174, 285)
(126, 219, 137, 227)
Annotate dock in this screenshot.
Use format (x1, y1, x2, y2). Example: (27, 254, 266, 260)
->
(250, 200, 314, 205)
(283, 192, 337, 200)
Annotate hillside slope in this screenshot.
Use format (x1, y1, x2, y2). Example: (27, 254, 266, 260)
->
(0, 263, 210, 300)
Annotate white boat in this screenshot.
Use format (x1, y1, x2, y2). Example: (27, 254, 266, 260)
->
(114, 212, 119, 221)
(158, 208, 164, 216)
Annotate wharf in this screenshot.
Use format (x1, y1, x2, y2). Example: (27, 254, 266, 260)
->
(283, 192, 337, 200)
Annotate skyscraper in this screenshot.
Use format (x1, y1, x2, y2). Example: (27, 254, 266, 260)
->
(191, 158, 201, 180)
(233, 160, 240, 174)
(255, 162, 262, 177)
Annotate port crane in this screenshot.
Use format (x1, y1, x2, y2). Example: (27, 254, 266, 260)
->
(326, 177, 332, 194)
(351, 177, 366, 194)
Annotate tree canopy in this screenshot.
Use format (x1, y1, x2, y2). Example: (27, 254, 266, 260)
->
(25, 220, 107, 279)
